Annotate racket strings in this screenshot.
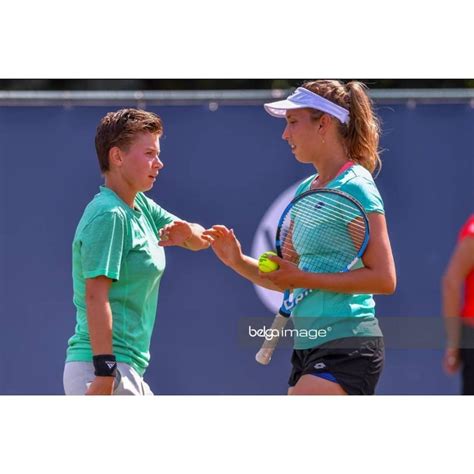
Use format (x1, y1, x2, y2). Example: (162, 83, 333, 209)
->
(282, 211, 366, 255)
(289, 208, 366, 251)
(294, 209, 367, 236)
(304, 192, 367, 218)
(278, 192, 368, 273)
(293, 195, 367, 231)
(291, 197, 366, 243)
(291, 213, 366, 249)
(280, 227, 359, 271)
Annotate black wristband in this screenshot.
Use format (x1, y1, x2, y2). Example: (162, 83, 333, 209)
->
(93, 354, 117, 377)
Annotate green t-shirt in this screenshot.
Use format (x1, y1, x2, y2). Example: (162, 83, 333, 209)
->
(291, 164, 384, 349)
(66, 186, 177, 375)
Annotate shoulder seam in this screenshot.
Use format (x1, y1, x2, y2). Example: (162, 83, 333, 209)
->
(80, 209, 126, 234)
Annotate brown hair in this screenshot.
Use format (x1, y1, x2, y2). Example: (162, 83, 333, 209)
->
(95, 108, 163, 172)
(302, 80, 381, 174)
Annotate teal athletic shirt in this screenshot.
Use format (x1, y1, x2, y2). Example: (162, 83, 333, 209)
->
(291, 164, 384, 350)
(66, 186, 177, 375)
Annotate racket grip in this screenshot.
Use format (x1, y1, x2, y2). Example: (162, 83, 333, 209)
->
(255, 313, 290, 365)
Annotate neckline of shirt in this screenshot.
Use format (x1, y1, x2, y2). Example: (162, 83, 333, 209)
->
(311, 161, 354, 189)
(99, 185, 143, 217)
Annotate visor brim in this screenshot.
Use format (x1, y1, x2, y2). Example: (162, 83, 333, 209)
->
(263, 100, 304, 118)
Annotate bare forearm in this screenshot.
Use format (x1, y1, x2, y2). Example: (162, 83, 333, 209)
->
(231, 255, 282, 292)
(181, 223, 210, 251)
(291, 267, 396, 295)
(86, 299, 114, 355)
(442, 277, 463, 348)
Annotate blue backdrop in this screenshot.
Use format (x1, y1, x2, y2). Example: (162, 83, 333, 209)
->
(1, 100, 472, 394)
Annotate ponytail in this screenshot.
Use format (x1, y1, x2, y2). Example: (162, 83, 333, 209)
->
(302, 80, 382, 175)
(345, 81, 381, 174)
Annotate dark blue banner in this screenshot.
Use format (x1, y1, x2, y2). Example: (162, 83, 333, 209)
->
(1, 102, 472, 394)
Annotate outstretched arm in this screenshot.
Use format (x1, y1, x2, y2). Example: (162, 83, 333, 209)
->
(158, 221, 210, 251)
(203, 225, 282, 292)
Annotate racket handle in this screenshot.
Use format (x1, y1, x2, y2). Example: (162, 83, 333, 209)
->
(255, 313, 290, 365)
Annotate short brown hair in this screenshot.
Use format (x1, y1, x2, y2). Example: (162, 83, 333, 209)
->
(95, 108, 163, 172)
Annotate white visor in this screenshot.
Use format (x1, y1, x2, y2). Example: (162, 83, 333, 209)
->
(264, 87, 350, 124)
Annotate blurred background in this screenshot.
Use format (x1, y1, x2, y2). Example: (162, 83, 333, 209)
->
(0, 79, 473, 395)
(2, 79, 474, 90)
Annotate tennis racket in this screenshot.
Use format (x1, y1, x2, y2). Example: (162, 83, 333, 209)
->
(255, 188, 370, 365)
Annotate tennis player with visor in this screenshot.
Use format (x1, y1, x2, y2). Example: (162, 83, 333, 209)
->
(204, 81, 396, 395)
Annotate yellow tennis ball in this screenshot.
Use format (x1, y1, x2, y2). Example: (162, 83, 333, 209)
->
(258, 251, 279, 273)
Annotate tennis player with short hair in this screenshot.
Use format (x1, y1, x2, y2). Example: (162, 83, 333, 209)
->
(204, 80, 396, 395)
(64, 108, 209, 395)
(442, 215, 474, 394)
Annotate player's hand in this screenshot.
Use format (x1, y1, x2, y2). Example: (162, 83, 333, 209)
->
(443, 347, 461, 375)
(85, 376, 115, 395)
(258, 255, 303, 291)
(202, 225, 244, 267)
(158, 221, 193, 247)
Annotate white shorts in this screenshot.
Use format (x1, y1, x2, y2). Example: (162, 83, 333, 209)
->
(63, 361, 154, 395)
